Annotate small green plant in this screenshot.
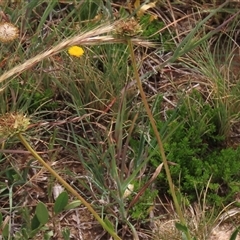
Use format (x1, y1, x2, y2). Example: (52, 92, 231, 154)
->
(140, 14, 174, 50)
(1, 191, 76, 240)
(150, 91, 240, 207)
(0, 112, 121, 240)
(9, 81, 58, 113)
(69, 92, 152, 238)
(129, 180, 158, 221)
(140, 14, 164, 41)
(183, 30, 240, 141)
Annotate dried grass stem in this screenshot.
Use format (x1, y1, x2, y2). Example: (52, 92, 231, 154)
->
(0, 23, 153, 84)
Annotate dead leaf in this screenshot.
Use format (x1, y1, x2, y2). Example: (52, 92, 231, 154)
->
(134, 1, 157, 17)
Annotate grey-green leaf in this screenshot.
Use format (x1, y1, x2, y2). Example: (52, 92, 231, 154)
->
(36, 202, 49, 225)
(64, 200, 81, 211)
(104, 217, 115, 232)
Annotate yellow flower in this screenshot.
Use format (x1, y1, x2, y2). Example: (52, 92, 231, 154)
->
(68, 46, 84, 57)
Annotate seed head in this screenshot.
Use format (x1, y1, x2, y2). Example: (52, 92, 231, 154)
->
(115, 18, 142, 37)
(0, 22, 19, 43)
(0, 113, 30, 138)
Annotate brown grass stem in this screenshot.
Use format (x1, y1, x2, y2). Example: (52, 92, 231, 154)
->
(127, 38, 192, 240)
(0, 23, 153, 85)
(17, 132, 122, 240)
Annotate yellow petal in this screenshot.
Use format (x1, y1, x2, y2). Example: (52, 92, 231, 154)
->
(68, 46, 84, 57)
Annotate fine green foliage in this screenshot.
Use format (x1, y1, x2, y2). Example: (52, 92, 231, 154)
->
(3, 80, 58, 114)
(182, 28, 240, 140)
(129, 180, 158, 221)
(140, 14, 174, 50)
(150, 91, 240, 207)
(0, 192, 78, 240)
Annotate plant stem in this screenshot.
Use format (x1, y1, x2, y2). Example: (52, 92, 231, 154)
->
(17, 133, 121, 240)
(127, 38, 191, 240)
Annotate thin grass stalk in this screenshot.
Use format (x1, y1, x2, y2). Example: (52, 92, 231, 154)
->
(17, 133, 122, 240)
(0, 24, 152, 86)
(148, 1, 232, 76)
(127, 38, 192, 240)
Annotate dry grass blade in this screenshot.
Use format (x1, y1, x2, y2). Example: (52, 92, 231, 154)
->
(0, 22, 154, 85)
(0, 24, 113, 84)
(127, 162, 177, 210)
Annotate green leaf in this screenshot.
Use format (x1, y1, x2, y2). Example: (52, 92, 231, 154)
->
(104, 217, 115, 232)
(54, 191, 69, 214)
(44, 230, 54, 240)
(21, 228, 29, 239)
(31, 214, 40, 230)
(230, 228, 239, 240)
(175, 222, 188, 233)
(36, 202, 49, 225)
(2, 223, 9, 237)
(64, 200, 81, 211)
(0, 212, 2, 225)
(62, 228, 70, 240)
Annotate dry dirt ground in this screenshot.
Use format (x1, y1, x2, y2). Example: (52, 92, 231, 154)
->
(210, 225, 240, 240)
(154, 219, 240, 240)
